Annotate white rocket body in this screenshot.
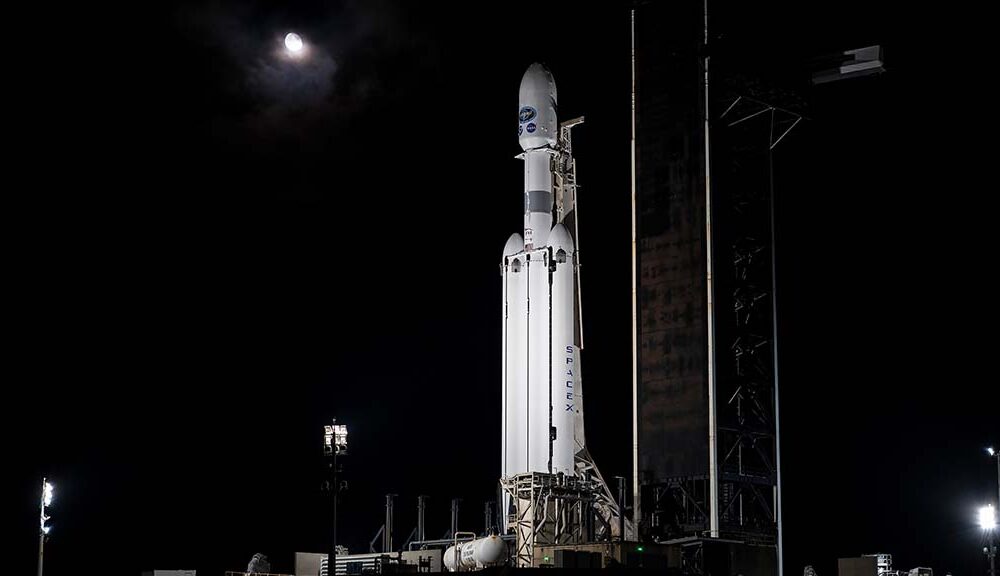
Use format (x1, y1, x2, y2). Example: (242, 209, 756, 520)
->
(501, 64, 578, 502)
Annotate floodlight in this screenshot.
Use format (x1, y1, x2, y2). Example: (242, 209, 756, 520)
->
(981, 505, 997, 531)
(43, 482, 54, 507)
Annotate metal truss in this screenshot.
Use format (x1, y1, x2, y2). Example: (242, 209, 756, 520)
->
(575, 447, 630, 541)
(714, 94, 800, 546)
(637, 93, 800, 547)
(553, 116, 586, 349)
(501, 472, 603, 567)
(554, 115, 631, 543)
(554, 116, 584, 226)
(681, 541, 707, 576)
(646, 476, 711, 541)
(720, 96, 803, 150)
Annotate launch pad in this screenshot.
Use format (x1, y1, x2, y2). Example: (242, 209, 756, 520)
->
(503, 472, 609, 567)
(302, 31, 787, 571)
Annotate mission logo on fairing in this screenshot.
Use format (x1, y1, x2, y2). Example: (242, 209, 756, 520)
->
(519, 106, 537, 123)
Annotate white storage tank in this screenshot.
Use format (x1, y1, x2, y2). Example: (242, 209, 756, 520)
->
(443, 535, 507, 571)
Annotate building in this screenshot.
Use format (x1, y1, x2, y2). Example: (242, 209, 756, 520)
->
(840, 556, 879, 576)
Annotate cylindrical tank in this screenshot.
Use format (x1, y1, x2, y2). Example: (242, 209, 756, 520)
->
(502, 233, 526, 488)
(548, 223, 576, 475)
(526, 247, 550, 473)
(522, 150, 553, 249)
(443, 535, 507, 571)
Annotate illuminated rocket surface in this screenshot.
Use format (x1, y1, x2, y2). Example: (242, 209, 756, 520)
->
(501, 63, 578, 482)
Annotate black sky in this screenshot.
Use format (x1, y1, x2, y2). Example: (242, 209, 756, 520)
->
(9, 1, 998, 575)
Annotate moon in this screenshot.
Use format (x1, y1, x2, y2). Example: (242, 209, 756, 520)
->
(284, 32, 304, 54)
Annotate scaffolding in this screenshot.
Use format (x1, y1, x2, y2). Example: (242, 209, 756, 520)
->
(502, 472, 611, 567)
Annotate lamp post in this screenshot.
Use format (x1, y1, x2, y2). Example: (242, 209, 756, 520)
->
(37, 479, 53, 576)
(324, 422, 348, 576)
(981, 505, 997, 576)
(989, 447, 999, 511)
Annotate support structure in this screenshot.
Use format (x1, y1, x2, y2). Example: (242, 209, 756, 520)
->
(450, 498, 461, 539)
(714, 95, 800, 547)
(502, 472, 606, 568)
(484, 501, 494, 536)
(384, 494, 396, 553)
(417, 495, 427, 543)
(631, 4, 801, 564)
(556, 117, 630, 544)
(38, 477, 51, 576)
(649, 476, 711, 539)
(986, 535, 997, 576)
(323, 422, 348, 573)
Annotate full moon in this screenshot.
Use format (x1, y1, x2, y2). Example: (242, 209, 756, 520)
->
(284, 32, 303, 54)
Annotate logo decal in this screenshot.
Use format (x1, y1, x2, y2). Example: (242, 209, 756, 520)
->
(518, 125, 523, 136)
(519, 106, 537, 123)
(565, 346, 575, 411)
(526, 122, 537, 134)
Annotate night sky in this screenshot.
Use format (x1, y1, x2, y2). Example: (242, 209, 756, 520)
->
(10, 1, 997, 575)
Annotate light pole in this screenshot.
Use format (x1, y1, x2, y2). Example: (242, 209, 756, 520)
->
(37, 479, 53, 576)
(324, 422, 348, 576)
(981, 505, 997, 576)
(988, 447, 999, 511)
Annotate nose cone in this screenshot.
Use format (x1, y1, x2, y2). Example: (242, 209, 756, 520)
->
(547, 223, 575, 253)
(503, 233, 525, 258)
(520, 63, 558, 107)
(518, 63, 558, 150)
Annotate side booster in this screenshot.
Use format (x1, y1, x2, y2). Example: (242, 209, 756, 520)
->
(501, 63, 578, 487)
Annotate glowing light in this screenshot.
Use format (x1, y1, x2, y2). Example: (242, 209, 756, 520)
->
(980, 505, 997, 530)
(43, 482, 54, 507)
(636, 546, 644, 552)
(284, 33, 303, 54)
(40, 480, 54, 535)
(324, 423, 348, 456)
(989, 447, 996, 457)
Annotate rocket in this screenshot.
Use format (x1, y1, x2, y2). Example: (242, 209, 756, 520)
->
(498, 64, 628, 543)
(501, 63, 578, 486)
